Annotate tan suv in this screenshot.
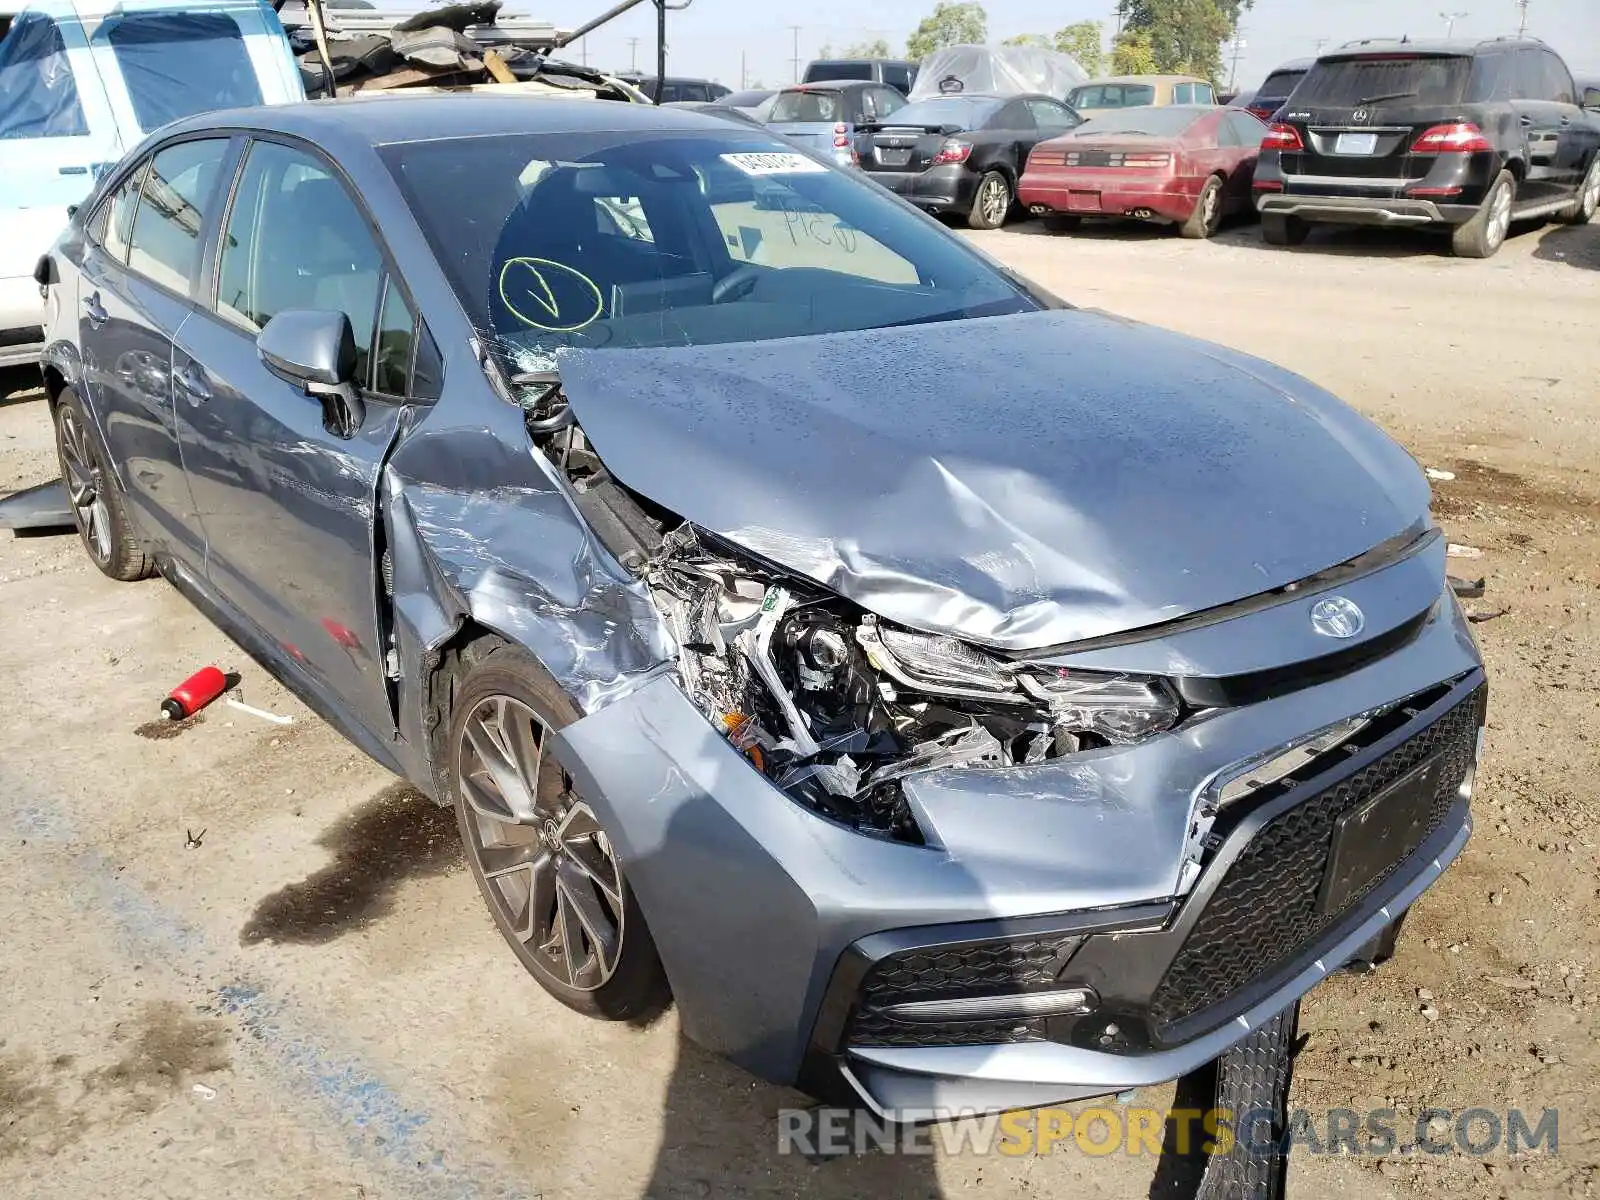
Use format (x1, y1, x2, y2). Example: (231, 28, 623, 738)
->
(1066, 74, 1217, 116)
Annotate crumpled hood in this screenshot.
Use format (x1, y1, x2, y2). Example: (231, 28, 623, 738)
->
(557, 308, 1430, 651)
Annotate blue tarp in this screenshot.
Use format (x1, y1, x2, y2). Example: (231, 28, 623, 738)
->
(0, 10, 89, 140)
(102, 10, 264, 132)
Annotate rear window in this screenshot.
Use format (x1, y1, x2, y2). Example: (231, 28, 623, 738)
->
(1070, 106, 1203, 136)
(770, 88, 852, 123)
(1067, 83, 1156, 109)
(0, 11, 88, 140)
(806, 61, 872, 82)
(1257, 69, 1308, 100)
(885, 97, 1003, 128)
(103, 12, 263, 133)
(1294, 55, 1471, 107)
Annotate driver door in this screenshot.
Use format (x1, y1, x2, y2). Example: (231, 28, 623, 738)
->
(173, 137, 415, 741)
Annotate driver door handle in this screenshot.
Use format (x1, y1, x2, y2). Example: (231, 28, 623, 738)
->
(83, 292, 107, 328)
(175, 362, 212, 403)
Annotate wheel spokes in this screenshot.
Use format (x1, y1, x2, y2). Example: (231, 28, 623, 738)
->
(462, 698, 542, 822)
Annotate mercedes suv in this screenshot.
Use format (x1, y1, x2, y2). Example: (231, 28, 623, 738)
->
(1253, 37, 1600, 257)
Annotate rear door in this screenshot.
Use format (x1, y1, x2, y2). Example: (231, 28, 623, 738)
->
(173, 136, 410, 741)
(1221, 110, 1268, 206)
(984, 98, 1038, 176)
(1535, 49, 1588, 191)
(1509, 48, 1569, 202)
(1280, 52, 1475, 197)
(76, 136, 236, 568)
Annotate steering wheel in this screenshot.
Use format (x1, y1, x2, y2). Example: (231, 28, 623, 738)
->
(712, 263, 762, 304)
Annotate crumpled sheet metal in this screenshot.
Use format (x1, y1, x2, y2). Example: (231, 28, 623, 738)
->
(556, 309, 1431, 653)
(0, 481, 73, 532)
(384, 413, 673, 716)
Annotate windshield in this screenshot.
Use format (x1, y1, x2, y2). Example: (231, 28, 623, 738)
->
(1067, 82, 1157, 109)
(885, 97, 1002, 128)
(807, 61, 872, 81)
(382, 131, 1040, 359)
(1071, 106, 1201, 136)
(769, 88, 853, 123)
(1295, 55, 1470, 107)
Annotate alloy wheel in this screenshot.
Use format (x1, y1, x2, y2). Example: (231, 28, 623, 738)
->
(981, 177, 1008, 225)
(1487, 182, 1512, 249)
(1583, 162, 1600, 218)
(1201, 183, 1220, 230)
(58, 407, 111, 564)
(456, 695, 625, 991)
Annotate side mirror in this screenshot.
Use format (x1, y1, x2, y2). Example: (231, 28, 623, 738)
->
(257, 309, 366, 438)
(1584, 87, 1600, 110)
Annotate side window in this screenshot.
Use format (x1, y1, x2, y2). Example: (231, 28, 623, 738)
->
(126, 138, 230, 294)
(859, 89, 879, 121)
(999, 100, 1036, 131)
(101, 12, 263, 134)
(371, 279, 415, 396)
(1542, 51, 1576, 104)
(1173, 83, 1193, 104)
(216, 141, 384, 386)
(1217, 113, 1241, 146)
(1467, 53, 1508, 103)
(1027, 98, 1078, 135)
(1193, 83, 1215, 105)
(1510, 49, 1544, 100)
(0, 11, 89, 140)
(1228, 112, 1266, 145)
(884, 65, 912, 94)
(96, 159, 148, 265)
(876, 87, 907, 118)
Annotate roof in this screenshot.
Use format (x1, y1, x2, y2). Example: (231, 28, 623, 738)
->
(1075, 74, 1208, 86)
(778, 79, 886, 93)
(808, 57, 916, 66)
(158, 93, 746, 149)
(1264, 58, 1316, 73)
(1326, 36, 1548, 59)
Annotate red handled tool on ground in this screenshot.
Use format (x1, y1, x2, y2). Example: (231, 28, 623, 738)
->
(161, 666, 228, 720)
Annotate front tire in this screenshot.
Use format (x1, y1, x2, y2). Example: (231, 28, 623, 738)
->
(1179, 175, 1225, 240)
(1556, 155, 1600, 226)
(449, 642, 669, 1021)
(1261, 212, 1309, 246)
(1452, 170, 1515, 258)
(967, 171, 1012, 230)
(52, 388, 152, 582)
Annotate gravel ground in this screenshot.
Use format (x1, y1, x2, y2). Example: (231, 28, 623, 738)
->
(1, 212, 1596, 1199)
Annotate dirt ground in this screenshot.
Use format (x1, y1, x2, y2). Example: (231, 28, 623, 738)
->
(1, 214, 1596, 1200)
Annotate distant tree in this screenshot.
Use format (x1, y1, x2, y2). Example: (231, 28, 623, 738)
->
(1110, 27, 1158, 76)
(906, 2, 988, 61)
(1003, 33, 1050, 48)
(844, 38, 893, 58)
(817, 42, 835, 59)
(1053, 19, 1104, 76)
(1115, 0, 1252, 83)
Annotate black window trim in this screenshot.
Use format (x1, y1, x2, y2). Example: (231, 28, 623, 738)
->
(201, 129, 440, 405)
(83, 132, 240, 310)
(369, 273, 420, 401)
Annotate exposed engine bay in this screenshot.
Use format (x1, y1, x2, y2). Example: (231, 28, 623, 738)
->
(517, 368, 1186, 843)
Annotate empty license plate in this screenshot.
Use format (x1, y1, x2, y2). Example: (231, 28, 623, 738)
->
(1318, 755, 1443, 915)
(876, 148, 911, 167)
(1066, 191, 1102, 212)
(1335, 132, 1379, 155)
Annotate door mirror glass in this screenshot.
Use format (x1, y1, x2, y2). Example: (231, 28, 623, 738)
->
(257, 309, 357, 389)
(1585, 86, 1600, 110)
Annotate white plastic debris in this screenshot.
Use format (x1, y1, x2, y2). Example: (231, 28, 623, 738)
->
(225, 696, 295, 725)
(1447, 544, 1484, 559)
(192, 1082, 217, 1100)
(1425, 467, 1456, 482)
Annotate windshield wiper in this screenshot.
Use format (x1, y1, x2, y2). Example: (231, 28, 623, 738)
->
(1353, 90, 1418, 105)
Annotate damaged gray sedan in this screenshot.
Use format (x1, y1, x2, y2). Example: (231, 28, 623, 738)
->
(39, 96, 1486, 1118)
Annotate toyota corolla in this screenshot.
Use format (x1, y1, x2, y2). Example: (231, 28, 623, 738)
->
(37, 97, 1485, 1119)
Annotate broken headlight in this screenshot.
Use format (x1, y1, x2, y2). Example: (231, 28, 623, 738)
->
(1018, 669, 1181, 745)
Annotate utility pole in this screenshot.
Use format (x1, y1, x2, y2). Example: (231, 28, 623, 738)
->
(1515, 0, 1529, 35)
(627, 36, 640, 71)
(740, 49, 746, 89)
(1227, 32, 1246, 91)
(1439, 10, 1468, 36)
(789, 25, 801, 83)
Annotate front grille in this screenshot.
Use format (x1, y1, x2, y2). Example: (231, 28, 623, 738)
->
(848, 934, 1081, 1048)
(1148, 686, 1483, 1033)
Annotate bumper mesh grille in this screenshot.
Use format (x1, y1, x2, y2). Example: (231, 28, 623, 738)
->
(1148, 686, 1484, 1033)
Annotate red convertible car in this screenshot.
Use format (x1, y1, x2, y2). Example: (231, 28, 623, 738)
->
(1020, 105, 1269, 239)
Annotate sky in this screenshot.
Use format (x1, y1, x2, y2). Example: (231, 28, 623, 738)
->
(535, 0, 1600, 90)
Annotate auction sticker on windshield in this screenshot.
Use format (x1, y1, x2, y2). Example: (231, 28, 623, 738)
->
(721, 152, 829, 176)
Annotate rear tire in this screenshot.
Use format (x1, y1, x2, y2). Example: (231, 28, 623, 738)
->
(52, 388, 152, 582)
(1556, 155, 1600, 226)
(1452, 170, 1515, 258)
(1261, 212, 1309, 246)
(967, 171, 1012, 230)
(1179, 175, 1225, 240)
(449, 641, 670, 1022)
(1041, 213, 1082, 233)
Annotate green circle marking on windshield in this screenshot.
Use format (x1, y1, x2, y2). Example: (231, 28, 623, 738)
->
(498, 257, 605, 333)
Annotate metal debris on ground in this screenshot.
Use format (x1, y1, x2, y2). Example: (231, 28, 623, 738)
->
(1449, 576, 1487, 599)
(185, 828, 207, 850)
(1468, 607, 1511, 625)
(225, 696, 296, 726)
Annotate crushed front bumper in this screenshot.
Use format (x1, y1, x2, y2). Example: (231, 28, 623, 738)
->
(551, 593, 1484, 1115)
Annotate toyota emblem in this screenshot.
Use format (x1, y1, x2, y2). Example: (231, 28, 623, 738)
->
(1310, 596, 1366, 639)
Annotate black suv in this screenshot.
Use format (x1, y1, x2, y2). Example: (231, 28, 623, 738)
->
(1253, 37, 1600, 257)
